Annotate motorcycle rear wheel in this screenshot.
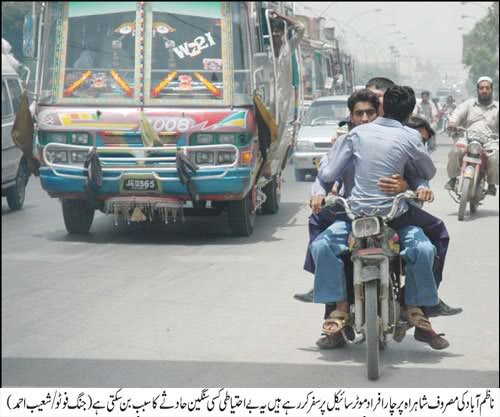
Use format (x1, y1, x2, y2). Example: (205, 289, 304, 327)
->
(458, 177, 472, 221)
(365, 280, 380, 381)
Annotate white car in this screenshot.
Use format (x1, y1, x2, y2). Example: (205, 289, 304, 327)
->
(293, 95, 349, 181)
(2, 48, 29, 210)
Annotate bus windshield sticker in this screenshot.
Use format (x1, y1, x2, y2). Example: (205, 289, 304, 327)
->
(64, 71, 92, 97)
(110, 70, 134, 96)
(151, 71, 178, 97)
(194, 72, 221, 97)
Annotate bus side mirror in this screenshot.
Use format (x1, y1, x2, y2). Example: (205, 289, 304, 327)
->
(20, 66, 31, 88)
(22, 13, 37, 58)
(252, 52, 270, 83)
(252, 52, 271, 104)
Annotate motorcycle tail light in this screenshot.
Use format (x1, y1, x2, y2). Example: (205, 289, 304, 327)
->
(467, 140, 482, 155)
(352, 216, 381, 239)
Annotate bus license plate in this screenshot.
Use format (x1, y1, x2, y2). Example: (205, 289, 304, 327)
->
(123, 178, 158, 191)
(463, 156, 481, 164)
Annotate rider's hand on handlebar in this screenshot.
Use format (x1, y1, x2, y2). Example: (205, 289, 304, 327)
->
(310, 195, 324, 214)
(416, 187, 434, 203)
(378, 174, 409, 195)
(447, 121, 457, 131)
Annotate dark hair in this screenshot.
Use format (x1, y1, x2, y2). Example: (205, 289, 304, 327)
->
(421, 90, 430, 96)
(271, 19, 285, 32)
(383, 85, 416, 123)
(405, 116, 435, 140)
(347, 89, 379, 113)
(365, 77, 395, 92)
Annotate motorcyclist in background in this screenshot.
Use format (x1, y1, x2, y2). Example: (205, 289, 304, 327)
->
(445, 76, 499, 196)
(441, 95, 457, 132)
(432, 97, 444, 131)
(414, 90, 438, 151)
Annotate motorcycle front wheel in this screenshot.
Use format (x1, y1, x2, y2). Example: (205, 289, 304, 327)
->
(470, 176, 484, 214)
(458, 176, 472, 221)
(365, 280, 380, 380)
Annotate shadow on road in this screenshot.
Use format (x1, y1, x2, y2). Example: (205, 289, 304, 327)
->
(445, 209, 499, 220)
(2, 356, 497, 388)
(308, 338, 463, 368)
(34, 202, 306, 246)
(1, 204, 38, 216)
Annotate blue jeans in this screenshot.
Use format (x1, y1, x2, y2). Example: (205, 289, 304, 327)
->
(311, 221, 439, 307)
(305, 204, 449, 288)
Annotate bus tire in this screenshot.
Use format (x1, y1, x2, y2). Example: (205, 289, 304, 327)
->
(62, 199, 95, 234)
(228, 192, 255, 237)
(261, 175, 280, 214)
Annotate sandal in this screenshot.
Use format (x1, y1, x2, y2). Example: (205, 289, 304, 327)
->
(403, 307, 433, 332)
(322, 310, 350, 336)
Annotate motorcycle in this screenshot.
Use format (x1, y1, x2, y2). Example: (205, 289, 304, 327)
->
(449, 127, 499, 221)
(322, 191, 419, 381)
(441, 110, 452, 134)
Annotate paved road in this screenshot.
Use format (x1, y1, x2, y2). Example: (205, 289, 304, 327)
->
(2, 132, 498, 387)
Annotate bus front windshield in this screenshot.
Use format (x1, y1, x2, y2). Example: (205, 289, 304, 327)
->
(62, 2, 138, 100)
(149, 2, 224, 101)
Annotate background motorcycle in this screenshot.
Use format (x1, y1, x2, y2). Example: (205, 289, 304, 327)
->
(450, 127, 499, 221)
(322, 191, 419, 380)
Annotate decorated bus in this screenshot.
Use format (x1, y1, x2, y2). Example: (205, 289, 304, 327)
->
(23, 1, 302, 236)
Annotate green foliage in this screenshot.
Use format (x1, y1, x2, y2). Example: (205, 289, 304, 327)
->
(462, 3, 499, 97)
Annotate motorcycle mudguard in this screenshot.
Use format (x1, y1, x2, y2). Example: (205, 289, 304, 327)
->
(463, 165, 475, 179)
(361, 265, 381, 282)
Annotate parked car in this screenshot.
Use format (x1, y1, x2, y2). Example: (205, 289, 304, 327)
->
(293, 95, 349, 181)
(2, 48, 29, 210)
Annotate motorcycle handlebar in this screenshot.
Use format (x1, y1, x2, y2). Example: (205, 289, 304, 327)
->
(322, 191, 418, 222)
(453, 126, 498, 141)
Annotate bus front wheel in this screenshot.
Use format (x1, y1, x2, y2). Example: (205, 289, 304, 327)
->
(62, 199, 95, 234)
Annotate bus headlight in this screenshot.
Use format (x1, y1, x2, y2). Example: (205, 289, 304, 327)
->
(194, 133, 215, 145)
(46, 132, 67, 143)
(47, 151, 68, 163)
(218, 134, 236, 144)
(467, 140, 482, 155)
(195, 152, 214, 164)
(69, 132, 91, 145)
(352, 217, 381, 239)
(70, 151, 88, 164)
(217, 151, 236, 164)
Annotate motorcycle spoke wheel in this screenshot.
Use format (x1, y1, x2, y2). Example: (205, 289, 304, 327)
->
(458, 177, 471, 221)
(365, 280, 380, 380)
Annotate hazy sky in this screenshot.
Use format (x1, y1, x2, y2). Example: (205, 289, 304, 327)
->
(294, 1, 493, 79)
